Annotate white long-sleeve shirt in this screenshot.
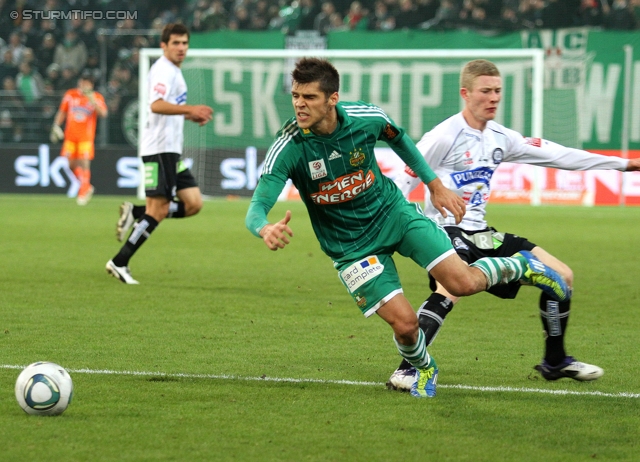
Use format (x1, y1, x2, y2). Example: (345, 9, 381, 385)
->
(395, 112, 629, 231)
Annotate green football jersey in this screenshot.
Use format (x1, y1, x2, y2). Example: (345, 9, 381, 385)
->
(246, 101, 438, 260)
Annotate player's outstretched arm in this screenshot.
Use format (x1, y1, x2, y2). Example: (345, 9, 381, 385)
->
(259, 210, 294, 251)
(626, 158, 640, 171)
(426, 178, 466, 224)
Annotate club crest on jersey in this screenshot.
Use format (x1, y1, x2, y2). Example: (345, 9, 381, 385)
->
(452, 237, 469, 250)
(355, 293, 367, 308)
(340, 256, 384, 293)
(349, 147, 366, 167)
(310, 170, 375, 204)
(309, 159, 327, 180)
(492, 148, 504, 164)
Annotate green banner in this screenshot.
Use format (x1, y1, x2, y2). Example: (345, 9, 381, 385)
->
(189, 29, 640, 150)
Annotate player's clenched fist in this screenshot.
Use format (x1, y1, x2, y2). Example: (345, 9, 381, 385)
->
(259, 210, 294, 251)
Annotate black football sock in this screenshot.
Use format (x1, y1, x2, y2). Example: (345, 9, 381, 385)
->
(397, 293, 454, 370)
(167, 201, 186, 218)
(132, 205, 146, 220)
(112, 214, 159, 267)
(539, 292, 570, 366)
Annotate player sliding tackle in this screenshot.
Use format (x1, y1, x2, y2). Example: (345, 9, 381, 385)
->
(387, 59, 640, 392)
(246, 57, 571, 398)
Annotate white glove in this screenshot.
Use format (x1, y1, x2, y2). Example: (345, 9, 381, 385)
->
(50, 125, 64, 143)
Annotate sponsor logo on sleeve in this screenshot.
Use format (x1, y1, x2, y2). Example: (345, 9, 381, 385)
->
(382, 123, 399, 140)
(153, 83, 166, 96)
(525, 137, 542, 147)
(340, 256, 384, 293)
(309, 170, 375, 204)
(309, 159, 327, 180)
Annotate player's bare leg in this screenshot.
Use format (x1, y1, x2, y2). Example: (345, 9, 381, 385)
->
(377, 295, 438, 398)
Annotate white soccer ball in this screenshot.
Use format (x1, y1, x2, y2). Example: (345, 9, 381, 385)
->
(15, 362, 74, 416)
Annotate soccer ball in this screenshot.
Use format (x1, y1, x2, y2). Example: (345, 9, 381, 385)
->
(15, 362, 74, 416)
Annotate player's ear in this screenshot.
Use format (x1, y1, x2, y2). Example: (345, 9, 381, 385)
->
(328, 91, 339, 107)
(460, 87, 469, 101)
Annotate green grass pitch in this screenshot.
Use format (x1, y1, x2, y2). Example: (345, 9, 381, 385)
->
(1, 194, 639, 461)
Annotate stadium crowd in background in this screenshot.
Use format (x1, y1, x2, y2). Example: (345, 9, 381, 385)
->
(0, 0, 638, 143)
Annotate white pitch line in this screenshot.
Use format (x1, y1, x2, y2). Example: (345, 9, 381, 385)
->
(3, 364, 639, 399)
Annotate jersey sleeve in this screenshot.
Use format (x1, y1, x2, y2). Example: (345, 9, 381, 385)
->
(394, 128, 452, 197)
(59, 91, 72, 113)
(505, 129, 628, 171)
(245, 126, 295, 238)
(149, 66, 174, 104)
(366, 103, 437, 186)
(93, 92, 107, 113)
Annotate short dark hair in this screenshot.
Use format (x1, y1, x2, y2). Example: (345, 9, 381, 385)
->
(161, 23, 190, 44)
(292, 57, 339, 96)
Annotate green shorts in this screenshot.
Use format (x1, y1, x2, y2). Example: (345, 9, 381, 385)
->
(336, 202, 455, 317)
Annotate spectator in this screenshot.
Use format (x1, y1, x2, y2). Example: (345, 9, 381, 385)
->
(45, 63, 62, 89)
(370, 0, 396, 30)
(0, 76, 26, 142)
(19, 18, 40, 50)
(298, 0, 321, 30)
(36, 33, 58, 72)
(79, 18, 100, 55)
(37, 18, 63, 45)
(189, 0, 212, 32)
(576, 0, 605, 26)
(633, 0, 640, 19)
(53, 29, 88, 73)
(395, 0, 422, 29)
(85, 50, 100, 74)
(422, 0, 460, 29)
(0, 48, 18, 82)
(415, 0, 440, 25)
(314, 1, 337, 34)
(500, 5, 523, 30)
(56, 65, 78, 92)
(250, 0, 272, 30)
(328, 11, 348, 30)
(202, 0, 229, 31)
(541, 0, 577, 29)
(344, 1, 369, 30)
(519, 0, 545, 29)
(16, 61, 45, 104)
(229, 5, 253, 30)
(5, 31, 26, 65)
(604, 0, 638, 29)
(40, 79, 60, 131)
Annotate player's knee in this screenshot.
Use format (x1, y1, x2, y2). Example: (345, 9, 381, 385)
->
(392, 318, 419, 345)
(557, 262, 574, 287)
(187, 200, 203, 216)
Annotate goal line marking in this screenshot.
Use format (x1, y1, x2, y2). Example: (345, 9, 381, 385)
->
(3, 364, 638, 399)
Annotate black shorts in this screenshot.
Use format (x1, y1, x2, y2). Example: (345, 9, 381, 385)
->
(428, 226, 537, 299)
(142, 153, 198, 200)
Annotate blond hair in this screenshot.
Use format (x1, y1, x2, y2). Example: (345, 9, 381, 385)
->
(460, 59, 500, 90)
